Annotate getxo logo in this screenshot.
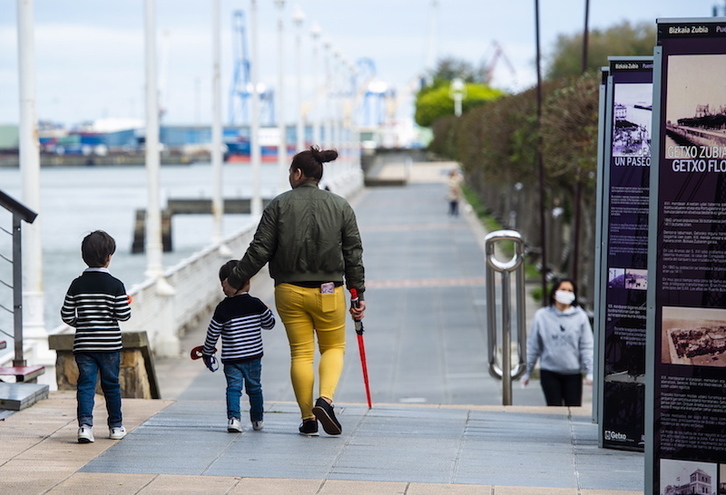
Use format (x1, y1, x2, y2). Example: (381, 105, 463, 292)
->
(604, 430, 627, 441)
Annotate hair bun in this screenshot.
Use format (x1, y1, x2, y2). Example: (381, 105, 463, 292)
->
(310, 146, 338, 163)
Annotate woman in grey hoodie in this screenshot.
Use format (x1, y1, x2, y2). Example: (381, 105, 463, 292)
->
(521, 278, 594, 406)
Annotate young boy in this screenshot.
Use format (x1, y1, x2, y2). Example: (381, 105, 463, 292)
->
(202, 260, 275, 433)
(61, 230, 131, 444)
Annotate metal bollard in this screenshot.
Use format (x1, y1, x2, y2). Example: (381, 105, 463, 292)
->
(484, 230, 527, 405)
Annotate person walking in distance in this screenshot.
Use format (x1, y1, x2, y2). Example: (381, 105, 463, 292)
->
(222, 146, 366, 436)
(521, 278, 594, 406)
(201, 261, 275, 433)
(61, 230, 131, 443)
(446, 169, 462, 216)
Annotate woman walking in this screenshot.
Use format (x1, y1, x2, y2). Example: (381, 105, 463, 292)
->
(223, 146, 366, 435)
(521, 278, 593, 406)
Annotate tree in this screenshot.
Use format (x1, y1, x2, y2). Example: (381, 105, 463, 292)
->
(540, 72, 600, 184)
(427, 57, 477, 85)
(414, 57, 505, 127)
(546, 20, 657, 79)
(415, 82, 504, 127)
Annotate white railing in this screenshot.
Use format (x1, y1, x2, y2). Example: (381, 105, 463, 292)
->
(124, 225, 259, 354)
(39, 168, 364, 358)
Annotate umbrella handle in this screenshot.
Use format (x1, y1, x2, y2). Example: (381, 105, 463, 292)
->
(349, 289, 364, 335)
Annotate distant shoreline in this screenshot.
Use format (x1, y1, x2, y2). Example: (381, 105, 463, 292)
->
(0, 151, 207, 167)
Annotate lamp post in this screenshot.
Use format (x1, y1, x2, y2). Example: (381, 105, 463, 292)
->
(341, 58, 353, 173)
(250, 0, 262, 216)
(144, 0, 163, 280)
(17, 0, 46, 359)
(293, 6, 305, 152)
(349, 62, 360, 172)
(534, 0, 548, 304)
(310, 22, 321, 146)
(144, 0, 176, 357)
(211, 0, 224, 244)
(332, 48, 342, 157)
(323, 37, 332, 149)
(274, 0, 287, 193)
(449, 77, 466, 117)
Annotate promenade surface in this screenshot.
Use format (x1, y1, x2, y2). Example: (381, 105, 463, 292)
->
(1, 160, 644, 494)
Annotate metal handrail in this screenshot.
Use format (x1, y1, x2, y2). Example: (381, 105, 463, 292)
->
(485, 229, 527, 405)
(0, 189, 37, 366)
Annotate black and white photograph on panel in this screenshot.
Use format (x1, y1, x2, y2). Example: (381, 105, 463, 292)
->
(624, 268, 648, 290)
(661, 306, 726, 367)
(612, 83, 653, 157)
(665, 54, 726, 151)
(608, 267, 626, 288)
(659, 459, 716, 495)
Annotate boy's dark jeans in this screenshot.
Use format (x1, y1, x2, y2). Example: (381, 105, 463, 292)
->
(224, 359, 263, 422)
(75, 351, 123, 428)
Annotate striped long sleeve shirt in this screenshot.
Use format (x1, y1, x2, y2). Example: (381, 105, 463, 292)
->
(61, 268, 131, 353)
(202, 293, 275, 363)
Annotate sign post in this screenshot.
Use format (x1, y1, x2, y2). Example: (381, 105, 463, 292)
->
(646, 17, 726, 494)
(596, 57, 653, 452)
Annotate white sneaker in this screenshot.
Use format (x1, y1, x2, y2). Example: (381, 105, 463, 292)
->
(227, 418, 242, 433)
(78, 425, 94, 444)
(109, 426, 126, 440)
(252, 420, 264, 431)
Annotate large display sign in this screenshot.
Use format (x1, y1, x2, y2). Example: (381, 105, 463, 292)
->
(592, 66, 608, 428)
(598, 57, 652, 452)
(646, 18, 726, 495)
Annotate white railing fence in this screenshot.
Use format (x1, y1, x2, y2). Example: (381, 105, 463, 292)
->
(37, 168, 364, 359)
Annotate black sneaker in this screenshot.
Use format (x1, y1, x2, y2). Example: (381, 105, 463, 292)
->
(312, 397, 342, 435)
(298, 418, 319, 436)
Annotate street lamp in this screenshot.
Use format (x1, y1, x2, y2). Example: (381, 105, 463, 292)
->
(310, 22, 321, 146)
(211, 0, 224, 244)
(449, 77, 466, 117)
(341, 58, 353, 173)
(332, 48, 342, 157)
(292, 6, 306, 152)
(17, 0, 47, 355)
(348, 62, 361, 172)
(250, 0, 262, 216)
(144, 0, 163, 279)
(322, 37, 332, 148)
(274, 0, 287, 193)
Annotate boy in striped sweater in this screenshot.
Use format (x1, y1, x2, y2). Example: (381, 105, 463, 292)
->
(61, 230, 131, 444)
(202, 260, 275, 433)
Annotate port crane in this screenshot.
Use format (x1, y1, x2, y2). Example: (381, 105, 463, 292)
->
(228, 10, 275, 126)
(483, 40, 516, 86)
(356, 58, 396, 127)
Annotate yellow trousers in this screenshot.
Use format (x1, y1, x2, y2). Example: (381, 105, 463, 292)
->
(274, 283, 346, 419)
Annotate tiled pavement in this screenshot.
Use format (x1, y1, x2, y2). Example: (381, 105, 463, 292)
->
(1, 160, 644, 494)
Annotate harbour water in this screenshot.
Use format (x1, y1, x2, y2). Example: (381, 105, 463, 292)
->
(0, 162, 282, 336)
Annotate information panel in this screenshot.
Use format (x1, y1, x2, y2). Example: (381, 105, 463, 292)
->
(646, 18, 726, 495)
(592, 66, 608, 428)
(599, 58, 652, 452)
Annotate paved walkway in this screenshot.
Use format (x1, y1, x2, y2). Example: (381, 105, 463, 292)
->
(1, 160, 644, 494)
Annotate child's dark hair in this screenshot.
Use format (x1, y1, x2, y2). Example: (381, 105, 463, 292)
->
(81, 230, 116, 268)
(290, 146, 338, 181)
(219, 260, 248, 287)
(548, 277, 579, 307)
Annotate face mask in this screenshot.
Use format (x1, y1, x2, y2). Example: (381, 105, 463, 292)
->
(555, 290, 575, 305)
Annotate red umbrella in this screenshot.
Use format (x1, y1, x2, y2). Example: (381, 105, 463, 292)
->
(350, 289, 372, 409)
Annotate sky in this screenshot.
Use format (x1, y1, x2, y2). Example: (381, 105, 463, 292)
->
(0, 0, 721, 129)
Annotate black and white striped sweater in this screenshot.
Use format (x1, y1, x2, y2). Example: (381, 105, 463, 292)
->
(60, 268, 131, 353)
(202, 293, 275, 363)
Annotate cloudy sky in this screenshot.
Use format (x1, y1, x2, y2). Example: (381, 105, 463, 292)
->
(0, 0, 719, 128)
